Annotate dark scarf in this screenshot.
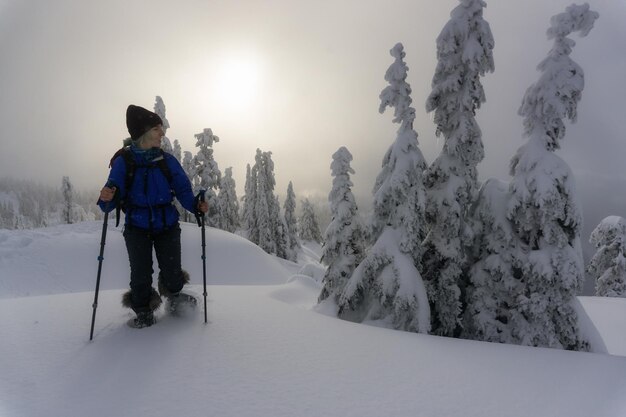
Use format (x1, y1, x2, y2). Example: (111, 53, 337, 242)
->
(131, 143, 162, 163)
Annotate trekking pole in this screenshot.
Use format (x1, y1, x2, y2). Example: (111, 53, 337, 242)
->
(196, 190, 208, 324)
(90, 201, 111, 341)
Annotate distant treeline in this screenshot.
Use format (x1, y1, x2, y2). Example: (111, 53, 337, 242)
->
(0, 176, 332, 232)
(0, 177, 102, 229)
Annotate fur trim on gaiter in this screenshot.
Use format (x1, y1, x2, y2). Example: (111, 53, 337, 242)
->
(121, 288, 162, 311)
(158, 270, 190, 297)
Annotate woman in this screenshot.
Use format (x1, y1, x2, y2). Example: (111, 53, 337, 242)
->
(98, 104, 208, 328)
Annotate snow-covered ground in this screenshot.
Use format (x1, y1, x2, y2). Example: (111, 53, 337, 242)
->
(1, 222, 625, 417)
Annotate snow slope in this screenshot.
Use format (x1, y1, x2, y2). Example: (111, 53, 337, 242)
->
(1, 222, 626, 417)
(0, 222, 289, 299)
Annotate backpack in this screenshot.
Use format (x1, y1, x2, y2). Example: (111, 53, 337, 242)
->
(109, 146, 174, 227)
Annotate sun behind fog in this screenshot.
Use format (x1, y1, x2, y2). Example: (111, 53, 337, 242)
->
(213, 52, 263, 113)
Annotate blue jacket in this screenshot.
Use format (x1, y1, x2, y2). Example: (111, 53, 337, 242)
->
(98, 148, 197, 231)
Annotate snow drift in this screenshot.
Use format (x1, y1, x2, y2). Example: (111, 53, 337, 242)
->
(1, 222, 626, 417)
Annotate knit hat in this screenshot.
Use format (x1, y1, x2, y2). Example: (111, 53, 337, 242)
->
(126, 105, 163, 140)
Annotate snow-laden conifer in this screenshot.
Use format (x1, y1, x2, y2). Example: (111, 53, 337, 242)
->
(273, 196, 290, 261)
(422, 0, 495, 337)
(588, 216, 626, 298)
(319, 147, 366, 304)
(172, 140, 182, 163)
(241, 164, 256, 233)
(154, 96, 170, 133)
(179, 151, 196, 223)
(254, 149, 275, 254)
(338, 43, 429, 333)
(244, 149, 289, 259)
(154, 96, 173, 153)
(506, 4, 598, 349)
(284, 181, 300, 261)
(182, 151, 195, 184)
(464, 179, 522, 343)
(299, 199, 322, 243)
(216, 167, 239, 233)
(193, 128, 221, 227)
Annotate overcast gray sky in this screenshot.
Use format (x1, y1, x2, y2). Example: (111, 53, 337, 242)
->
(0, 0, 624, 250)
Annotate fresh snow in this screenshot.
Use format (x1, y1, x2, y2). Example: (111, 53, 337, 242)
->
(1, 221, 626, 417)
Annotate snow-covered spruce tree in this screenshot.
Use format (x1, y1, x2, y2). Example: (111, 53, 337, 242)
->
(154, 96, 173, 153)
(299, 198, 322, 243)
(284, 181, 300, 261)
(216, 167, 239, 233)
(61, 176, 73, 224)
(245, 149, 289, 259)
(464, 178, 522, 344)
(252, 149, 274, 253)
(273, 196, 290, 261)
(182, 151, 195, 184)
(241, 163, 256, 234)
(180, 151, 196, 223)
(506, 4, 598, 350)
(338, 43, 429, 333)
(588, 216, 626, 298)
(422, 0, 495, 337)
(318, 147, 366, 304)
(172, 139, 182, 163)
(193, 128, 221, 227)
(154, 96, 170, 133)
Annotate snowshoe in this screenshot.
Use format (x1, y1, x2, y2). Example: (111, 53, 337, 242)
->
(167, 291, 198, 317)
(127, 311, 156, 328)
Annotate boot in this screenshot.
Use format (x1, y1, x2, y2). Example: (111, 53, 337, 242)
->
(131, 310, 155, 328)
(167, 291, 198, 316)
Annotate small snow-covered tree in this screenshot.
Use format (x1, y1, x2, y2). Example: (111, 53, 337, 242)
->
(182, 151, 195, 183)
(319, 147, 366, 304)
(172, 139, 182, 163)
(506, 4, 598, 350)
(193, 128, 221, 227)
(216, 167, 239, 233)
(588, 216, 626, 298)
(61, 176, 73, 224)
(154, 96, 170, 133)
(284, 181, 300, 261)
(299, 198, 322, 243)
(422, 0, 495, 337)
(338, 43, 429, 333)
(179, 151, 196, 223)
(154, 96, 173, 153)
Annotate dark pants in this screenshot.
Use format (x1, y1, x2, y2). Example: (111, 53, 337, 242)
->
(123, 223, 184, 312)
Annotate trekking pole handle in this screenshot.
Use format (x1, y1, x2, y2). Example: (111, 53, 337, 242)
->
(195, 190, 206, 227)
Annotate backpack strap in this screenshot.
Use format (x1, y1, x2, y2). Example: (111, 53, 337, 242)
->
(109, 147, 174, 227)
(108, 147, 136, 227)
(153, 151, 174, 185)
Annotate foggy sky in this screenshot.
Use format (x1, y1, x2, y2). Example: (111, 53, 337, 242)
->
(0, 0, 624, 256)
